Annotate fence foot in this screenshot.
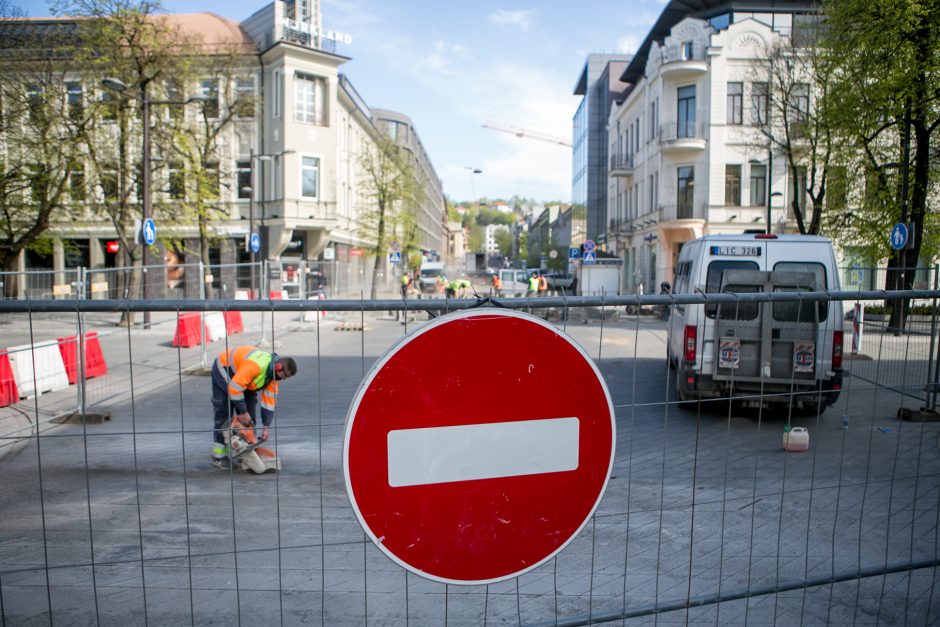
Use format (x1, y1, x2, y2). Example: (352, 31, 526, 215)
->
(182, 366, 213, 377)
(897, 407, 940, 422)
(54, 412, 111, 425)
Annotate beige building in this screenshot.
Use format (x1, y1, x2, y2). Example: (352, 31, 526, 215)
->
(1, 1, 444, 297)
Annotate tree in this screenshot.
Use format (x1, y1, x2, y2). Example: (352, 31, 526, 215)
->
(56, 0, 195, 322)
(166, 51, 256, 298)
(821, 0, 940, 328)
(357, 134, 423, 299)
(0, 14, 94, 295)
(751, 25, 835, 235)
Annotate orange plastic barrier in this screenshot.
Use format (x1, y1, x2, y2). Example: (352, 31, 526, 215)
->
(172, 312, 205, 348)
(269, 291, 284, 300)
(224, 310, 244, 335)
(56, 332, 108, 384)
(0, 351, 18, 407)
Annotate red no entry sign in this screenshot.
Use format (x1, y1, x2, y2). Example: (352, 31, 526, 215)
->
(343, 309, 615, 584)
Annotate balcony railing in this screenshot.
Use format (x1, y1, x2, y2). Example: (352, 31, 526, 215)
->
(658, 121, 707, 145)
(659, 203, 696, 221)
(661, 42, 708, 64)
(609, 152, 635, 175)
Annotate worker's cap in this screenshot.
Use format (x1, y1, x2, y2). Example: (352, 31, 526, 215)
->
(274, 356, 298, 380)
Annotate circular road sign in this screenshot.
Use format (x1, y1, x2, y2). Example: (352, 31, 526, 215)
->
(343, 309, 616, 585)
(142, 218, 157, 246)
(549, 249, 558, 259)
(890, 223, 908, 251)
(249, 232, 261, 254)
(583, 239, 596, 253)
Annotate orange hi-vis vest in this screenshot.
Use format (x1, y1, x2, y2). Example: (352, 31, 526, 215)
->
(217, 346, 280, 425)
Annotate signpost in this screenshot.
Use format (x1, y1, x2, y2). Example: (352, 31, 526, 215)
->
(343, 309, 615, 585)
(142, 218, 157, 246)
(890, 223, 908, 251)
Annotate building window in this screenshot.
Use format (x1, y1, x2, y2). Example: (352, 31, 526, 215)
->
(234, 77, 255, 119)
(725, 165, 741, 206)
(788, 166, 807, 218)
(750, 164, 766, 206)
(168, 162, 185, 199)
(273, 70, 282, 118)
(677, 85, 696, 138)
(200, 79, 219, 119)
(789, 83, 810, 135)
(649, 98, 657, 139)
(165, 80, 183, 122)
(99, 166, 118, 202)
(727, 82, 743, 125)
(295, 72, 326, 125)
(682, 41, 694, 60)
(69, 160, 85, 201)
(100, 89, 117, 121)
(26, 84, 42, 122)
(237, 160, 251, 199)
(203, 162, 220, 200)
(751, 82, 769, 126)
(677, 166, 694, 219)
(826, 166, 847, 211)
(66, 82, 83, 121)
(301, 156, 319, 198)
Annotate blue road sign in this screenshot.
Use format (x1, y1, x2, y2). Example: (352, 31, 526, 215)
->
(390, 240, 401, 253)
(584, 239, 596, 253)
(890, 223, 908, 251)
(583, 251, 597, 265)
(249, 232, 261, 254)
(142, 218, 157, 246)
(389, 251, 402, 264)
(569, 247, 580, 259)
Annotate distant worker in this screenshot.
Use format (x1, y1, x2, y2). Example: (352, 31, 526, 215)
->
(437, 274, 447, 293)
(446, 277, 458, 299)
(527, 273, 539, 297)
(211, 346, 297, 469)
(458, 278, 472, 298)
(492, 273, 503, 297)
(400, 273, 411, 299)
(537, 273, 548, 296)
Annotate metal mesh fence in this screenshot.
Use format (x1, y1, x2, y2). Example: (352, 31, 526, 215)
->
(0, 290, 939, 625)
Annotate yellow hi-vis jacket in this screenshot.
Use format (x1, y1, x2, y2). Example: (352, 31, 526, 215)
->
(217, 346, 279, 426)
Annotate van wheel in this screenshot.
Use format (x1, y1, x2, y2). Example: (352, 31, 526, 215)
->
(675, 369, 696, 410)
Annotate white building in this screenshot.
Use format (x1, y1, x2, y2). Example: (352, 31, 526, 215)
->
(483, 224, 509, 254)
(606, 0, 817, 293)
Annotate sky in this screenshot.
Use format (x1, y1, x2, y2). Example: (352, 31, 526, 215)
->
(19, 0, 669, 203)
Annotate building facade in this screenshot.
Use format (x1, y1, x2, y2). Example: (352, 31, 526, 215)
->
(571, 54, 631, 248)
(0, 0, 444, 297)
(605, 0, 817, 293)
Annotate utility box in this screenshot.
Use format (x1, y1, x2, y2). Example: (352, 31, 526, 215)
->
(577, 261, 622, 296)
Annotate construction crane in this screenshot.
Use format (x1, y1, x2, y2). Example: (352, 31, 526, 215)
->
(482, 121, 572, 147)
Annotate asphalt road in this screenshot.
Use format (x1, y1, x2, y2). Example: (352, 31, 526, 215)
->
(0, 308, 938, 625)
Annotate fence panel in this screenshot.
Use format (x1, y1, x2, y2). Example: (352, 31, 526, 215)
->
(0, 291, 939, 625)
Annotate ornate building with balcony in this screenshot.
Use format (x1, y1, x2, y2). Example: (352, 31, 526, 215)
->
(605, 0, 817, 293)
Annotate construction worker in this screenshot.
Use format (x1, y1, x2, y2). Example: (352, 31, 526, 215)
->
(458, 277, 472, 298)
(492, 272, 503, 297)
(527, 273, 539, 297)
(445, 277, 458, 299)
(211, 346, 298, 469)
(537, 273, 548, 296)
(400, 273, 411, 299)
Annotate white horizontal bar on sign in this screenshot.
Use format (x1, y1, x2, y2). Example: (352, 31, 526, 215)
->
(386, 417, 580, 488)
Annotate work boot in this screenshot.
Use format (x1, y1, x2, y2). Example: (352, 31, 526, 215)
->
(211, 456, 232, 470)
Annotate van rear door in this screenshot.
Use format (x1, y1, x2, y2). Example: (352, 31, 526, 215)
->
(712, 270, 819, 385)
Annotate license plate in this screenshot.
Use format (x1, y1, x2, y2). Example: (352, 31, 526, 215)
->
(718, 338, 740, 369)
(709, 245, 761, 257)
(793, 342, 815, 372)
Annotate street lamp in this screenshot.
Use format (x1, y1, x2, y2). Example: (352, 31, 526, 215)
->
(102, 76, 210, 323)
(246, 148, 294, 298)
(465, 166, 482, 205)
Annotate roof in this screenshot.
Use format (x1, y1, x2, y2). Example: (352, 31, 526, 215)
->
(618, 0, 816, 84)
(160, 13, 256, 53)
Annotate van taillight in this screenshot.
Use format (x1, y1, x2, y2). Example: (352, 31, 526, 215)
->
(755, 233, 778, 239)
(683, 325, 697, 362)
(832, 331, 843, 369)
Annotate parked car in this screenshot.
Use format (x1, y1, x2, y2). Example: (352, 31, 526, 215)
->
(666, 233, 844, 413)
(545, 272, 575, 291)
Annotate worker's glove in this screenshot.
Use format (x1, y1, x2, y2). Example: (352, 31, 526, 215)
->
(260, 426, 270, 442)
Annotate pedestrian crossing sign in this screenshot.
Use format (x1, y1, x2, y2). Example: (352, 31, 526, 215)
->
(389, 251, 402, 264)
(583, 251, 596, 265)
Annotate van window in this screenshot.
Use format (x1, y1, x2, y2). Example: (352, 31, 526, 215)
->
(773, 261, 827, 321)
(706, 260, 759, 318)
(717, 284, 760, 320)
(773, 286, 819, 323)
(515, 271, 526, 283)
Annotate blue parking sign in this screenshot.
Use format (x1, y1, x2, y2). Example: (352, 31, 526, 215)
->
(569, 247, 580, 259)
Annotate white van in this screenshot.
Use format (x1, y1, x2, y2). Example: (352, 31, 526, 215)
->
(665, 233, 844, 413)
(498, 268, 532, 296)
